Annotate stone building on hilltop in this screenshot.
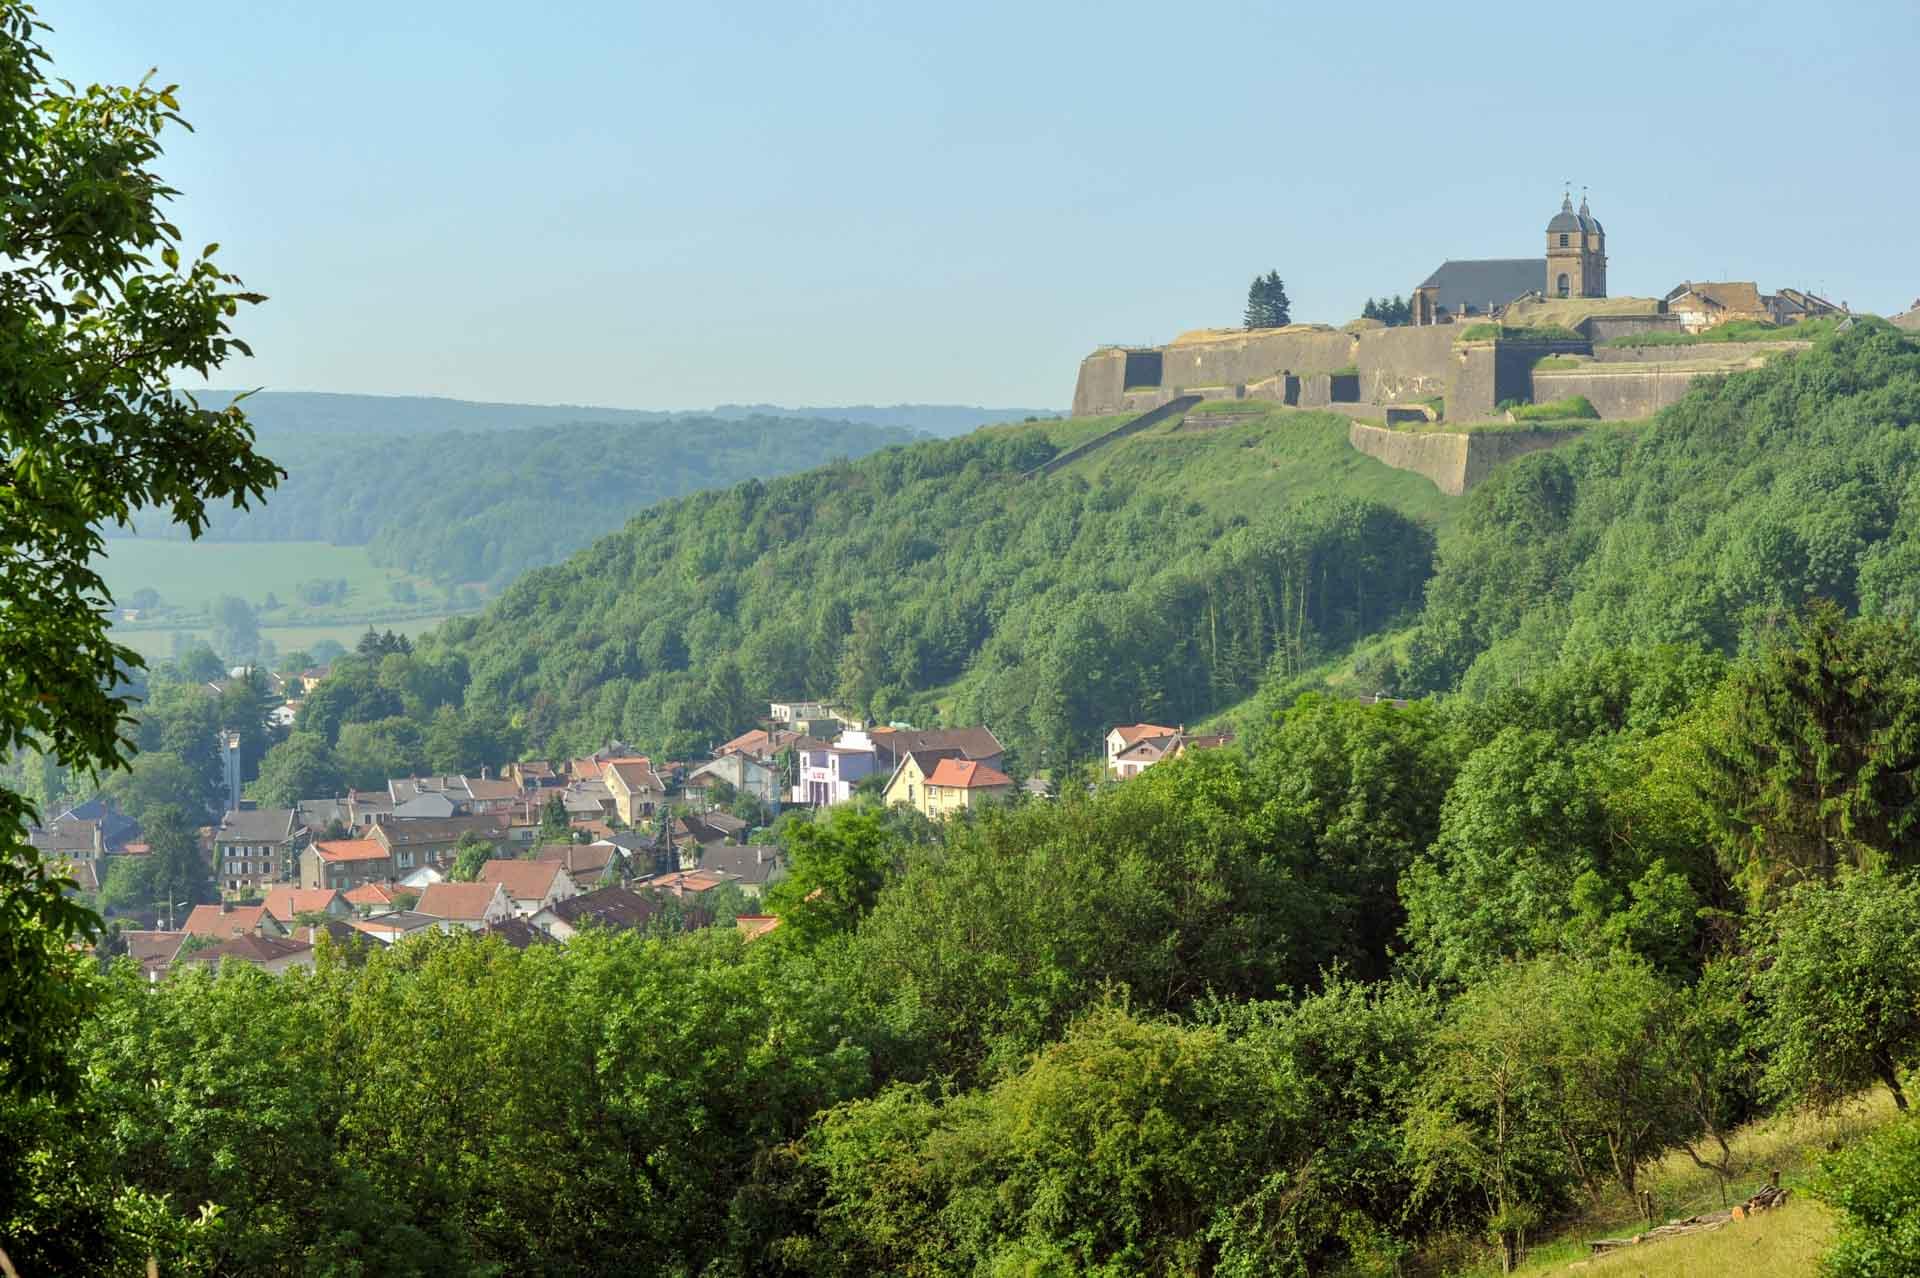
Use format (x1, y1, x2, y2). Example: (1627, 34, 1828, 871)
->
(1412, 192, 1607, 325)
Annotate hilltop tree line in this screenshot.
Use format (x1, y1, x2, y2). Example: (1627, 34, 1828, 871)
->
(10, 621, 1920, 1272)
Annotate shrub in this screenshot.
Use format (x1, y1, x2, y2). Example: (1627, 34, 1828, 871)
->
(1813, 1116, 1920, 1276)
(1509, 396, 1599, 422)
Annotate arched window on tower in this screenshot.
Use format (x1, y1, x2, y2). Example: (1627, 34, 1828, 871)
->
(1556, 273, 1571, 297)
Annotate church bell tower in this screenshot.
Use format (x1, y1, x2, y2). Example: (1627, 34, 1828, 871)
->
(1545, 191, 1606, 299)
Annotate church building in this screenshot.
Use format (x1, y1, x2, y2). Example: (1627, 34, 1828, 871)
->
(1411, 193, 1607, 325)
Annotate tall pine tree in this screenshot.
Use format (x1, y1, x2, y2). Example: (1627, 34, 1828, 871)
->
(1244, 270, 1291, 329)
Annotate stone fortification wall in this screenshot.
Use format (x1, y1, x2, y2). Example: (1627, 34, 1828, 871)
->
(1588, 340, 1809, 364)
(1348, 423, 1584, 496)
(1530, 367, 1707, 419)
(1156, 328, 1356, 389)
(1583, 314, 1683, 343)
(1072, 350, 1129, 417)
(1354, 325, 1456, 403)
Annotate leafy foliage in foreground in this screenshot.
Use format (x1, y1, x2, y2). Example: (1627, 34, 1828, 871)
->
(18, 624, 1920, 1275)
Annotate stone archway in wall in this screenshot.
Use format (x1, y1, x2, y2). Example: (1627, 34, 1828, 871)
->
(1556, 273, 1571, 297)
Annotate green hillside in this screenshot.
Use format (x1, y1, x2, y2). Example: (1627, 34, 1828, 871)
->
(387, 405, 1457, 764)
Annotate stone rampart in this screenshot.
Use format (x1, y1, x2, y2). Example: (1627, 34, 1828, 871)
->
(1354, 325, 1456, 403)
(1588, 340, 1808, 364)
(1529, 367, 1708, 419)
(1348, 423, 1584, 496)
(1072, 349, 1129, 417)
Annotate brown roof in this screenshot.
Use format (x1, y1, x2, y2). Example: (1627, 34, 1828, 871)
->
(534, 842, 617, 877)
(1112, 723, 1177, 747)
(480, 917, 553, 949)
(182, 903, 273, 939)
(313, 838, 388, 863)
(463, 777, 521, 802)
(1667, 280, 1764, 313)
(543, 885, 685, 932)
(717, 728, 772, 756)
(415, 881, 504, 921)
(178, 933, 314, 968)
(870, 726, 1004, 762)
(123, 929, 186, 973)
(604, 759, 663, 792)
(926, 758, 1014, 789)
(262, 886, 344, 923)
(478, 859, 568, 903)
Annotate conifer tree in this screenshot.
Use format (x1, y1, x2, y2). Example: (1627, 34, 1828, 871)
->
(1244, 270, 1292, 329)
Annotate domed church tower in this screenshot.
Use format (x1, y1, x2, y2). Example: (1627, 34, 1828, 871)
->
(1545, 192, 1607, 298)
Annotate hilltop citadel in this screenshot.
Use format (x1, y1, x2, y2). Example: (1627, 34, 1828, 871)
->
(1071, 193, 1851, 437)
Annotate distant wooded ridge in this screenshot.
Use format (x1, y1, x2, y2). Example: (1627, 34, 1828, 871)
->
(120, 410, 925, 587)
(179, 390, 1059, 439)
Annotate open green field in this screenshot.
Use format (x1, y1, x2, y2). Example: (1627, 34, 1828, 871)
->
(95, 538, 474, 663)
(96, 537, 446, 615)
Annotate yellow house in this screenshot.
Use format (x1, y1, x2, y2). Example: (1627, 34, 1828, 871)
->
(603, 757, 665, 826)
(882, 749, 954, 817)
(924, 757, 1015, 818)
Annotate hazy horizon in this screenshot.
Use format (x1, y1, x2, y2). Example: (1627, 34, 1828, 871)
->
(56, 0, 1920, 409)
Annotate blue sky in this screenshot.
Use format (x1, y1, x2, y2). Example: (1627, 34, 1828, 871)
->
(54, 1, 1920, 410)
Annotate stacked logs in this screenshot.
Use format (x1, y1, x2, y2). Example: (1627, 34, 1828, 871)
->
(1587, 1172, 1791, 1257)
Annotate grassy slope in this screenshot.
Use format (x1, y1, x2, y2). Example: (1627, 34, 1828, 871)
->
(1436, 1091, 1902, 1277)
(920, 405, 1460, 723)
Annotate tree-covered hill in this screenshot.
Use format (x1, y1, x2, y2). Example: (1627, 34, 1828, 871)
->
(383, 408, 1457, 764)
(127, 412, 921, 586)
(1402, 318, 1920, 694)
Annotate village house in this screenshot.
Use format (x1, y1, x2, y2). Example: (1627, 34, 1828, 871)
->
(534, 841, 627, 887)
(868, 725, 1005, 773)
(300, 836, 393, 892)
(261, 886, 352, 928)
(175, 933, 316, 975)
(348, 910, 442, 945)
(533, 885, 687, 941)
(214, 807, 302, 894)
(695, 844, 786, 899)
(880, 749, 963, 813)
(477, 859, 581, 918)
(27, 818, 105, 865)
(1663, 281, 1769, 333)
(182, 902, 289, 941)
(1105, 724, 1177, 774)
(714, 726, 801, 763)
(790, 730, 877, 807)
(560, 780, 616, 821)
(917, 757, 1016, 820)
(603, 758, 666, 825)
(687, 751, 783, 808)
(123, 930, 186, 983)
(640, 868, 741, 901)
(414, 881, 514, 931)
(479, 917, 552, 949)
(370, 813, 508, 873)
(342, 881, 400, 912)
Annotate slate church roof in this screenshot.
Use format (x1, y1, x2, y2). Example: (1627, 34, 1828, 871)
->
(1416, 258, 1543, 316)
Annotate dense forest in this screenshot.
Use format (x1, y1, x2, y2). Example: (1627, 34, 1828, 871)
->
(13, 617, 1920, 1274)
(125, 413, 920, 586)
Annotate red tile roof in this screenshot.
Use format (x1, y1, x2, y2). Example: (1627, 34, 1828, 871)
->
(416, 881, 504, 921)
(313, 838, 388, 863)
(262, 886, 344, 923)
(478, 859, 567, 903)
(343, 881, 398, 907)
(925, 758, 1014, 789)
(1111, 723, 1178, 747)
(177, 933, 314, 968)
(182, 904, 273, 939)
